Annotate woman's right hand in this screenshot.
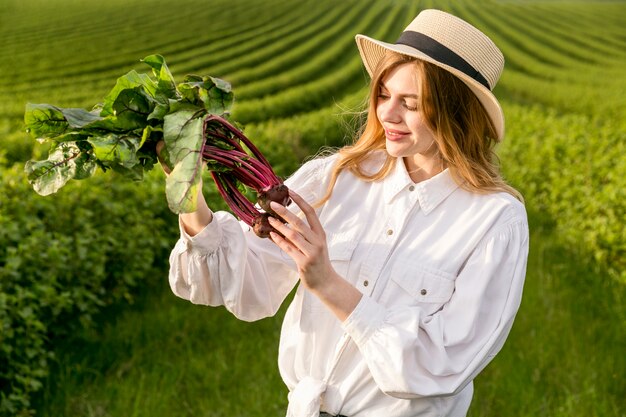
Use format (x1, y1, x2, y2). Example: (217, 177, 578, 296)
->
(156, 141, 213, 236)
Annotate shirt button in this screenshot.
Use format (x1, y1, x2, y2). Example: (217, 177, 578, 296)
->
(420, 289, 427, 295)
(409, 185, 415, 191)
(363, 280, 369, 287)
(386, 229, 393, 236)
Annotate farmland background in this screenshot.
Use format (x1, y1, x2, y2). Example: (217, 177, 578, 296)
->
(1, 0, 624, 416)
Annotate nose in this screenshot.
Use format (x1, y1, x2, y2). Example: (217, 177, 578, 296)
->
(377, 98, 402, 124)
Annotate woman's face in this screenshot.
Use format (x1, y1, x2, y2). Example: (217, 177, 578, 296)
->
(376, 62, 439, 171)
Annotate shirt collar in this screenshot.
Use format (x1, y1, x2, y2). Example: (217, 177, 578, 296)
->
(383, 158, 460, 214)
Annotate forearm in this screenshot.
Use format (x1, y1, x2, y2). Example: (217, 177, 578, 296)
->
(310, 271, 363, 322)
(180, 183, 213, 236)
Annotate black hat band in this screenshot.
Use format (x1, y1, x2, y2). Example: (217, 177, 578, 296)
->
(396, 31, 490, 89)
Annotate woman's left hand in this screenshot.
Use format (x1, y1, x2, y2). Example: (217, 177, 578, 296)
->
(267, 191, 332, 291)
(268, 190, 363, 321)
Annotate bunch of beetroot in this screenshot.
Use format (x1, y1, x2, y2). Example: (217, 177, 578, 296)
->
(23, 54, 289, 238)
(202, 115, 290, 237)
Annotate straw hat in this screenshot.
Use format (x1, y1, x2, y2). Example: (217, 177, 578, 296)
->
(355, 9, 506, 141)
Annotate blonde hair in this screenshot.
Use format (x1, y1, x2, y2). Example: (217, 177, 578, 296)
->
(316, 51, 523, 206)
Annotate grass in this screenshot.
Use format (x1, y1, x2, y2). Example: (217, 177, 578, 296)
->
(469, 213, 626, 417)
(34, 211, 626, 417)
(36, 285, 290, 417)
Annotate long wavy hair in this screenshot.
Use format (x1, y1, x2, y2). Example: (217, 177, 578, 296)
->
(316, 51, 522, 206)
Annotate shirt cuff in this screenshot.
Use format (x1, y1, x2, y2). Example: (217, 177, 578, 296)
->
(341, 295, 387, 346)
(178, 212, 222, 255)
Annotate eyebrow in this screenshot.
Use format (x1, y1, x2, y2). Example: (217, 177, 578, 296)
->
(379, 84, 419, 99)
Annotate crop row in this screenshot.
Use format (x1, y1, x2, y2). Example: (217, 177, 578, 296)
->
(3, 0, 330, 89)
(0, 0, 288, 53)
(231, 2, 409, 124)
(1, 0, 342, 95)
(223, 1, 375, 88)
(0, 0, 307, 88)
(452, 3, 626, 114)
(0, 0, 342, 117)
(165, 0, 342, 77)
(467, 1, 626, 69)
(503, 4, 626, 61)
(472, 4, 596, 67)
(506, 2, 626, 56)
(172, 1, 360, 79)
(457, 3, 594, 75)
(232, 1, 408, 100)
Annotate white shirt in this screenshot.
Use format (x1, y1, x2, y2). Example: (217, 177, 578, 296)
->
(168, 151, 529, 417)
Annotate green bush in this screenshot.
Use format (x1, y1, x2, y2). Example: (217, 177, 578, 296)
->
(500, 103, 626, 282)
(0, 165, 178, 416)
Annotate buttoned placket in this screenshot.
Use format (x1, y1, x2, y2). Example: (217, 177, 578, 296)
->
(320, 183, 421, 414)
(360, 183, 420, 300)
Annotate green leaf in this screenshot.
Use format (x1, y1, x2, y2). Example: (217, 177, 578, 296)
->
(44, 131, 90, 143)
(142, 125, 171, 170)
(101, 70, 157, 116)
(88, 133, 142, 169)
(24, 104, 111, 141)
(141, 54, 179, 100)
(110, 162, 145, 181)
(147, 100, 170, 121)
(203, 76, 234, 114)
(24, 103, 70, 138)
(73, 150, 98, 180)
(61, 108, 103, 128)
(82, 116, 122, 132)
(182, 74, 203, 83)
(177, 75, 233, 114)
(177, 78, 202, 104)
(24, 142, 92, 195)
(140, 125, 160, 148)
(163, 108, 206, 213)
(111, 87, 155, 130)
(209, 76, 232, 94)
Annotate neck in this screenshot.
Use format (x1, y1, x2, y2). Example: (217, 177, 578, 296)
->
(403, 156, 445, 183)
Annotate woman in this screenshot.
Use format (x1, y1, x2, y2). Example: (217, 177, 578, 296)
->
(167, 9, 529, 417)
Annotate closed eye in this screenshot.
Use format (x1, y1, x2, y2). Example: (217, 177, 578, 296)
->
(377, 86, 418, 111)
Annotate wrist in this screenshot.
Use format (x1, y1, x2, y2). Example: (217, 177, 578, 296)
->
(310, 271, 362, 322)
(180, 200, 213, 236)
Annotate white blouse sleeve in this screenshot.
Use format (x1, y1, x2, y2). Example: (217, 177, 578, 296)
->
(342, 217, 529, 398)
(168, 157, 330, 322)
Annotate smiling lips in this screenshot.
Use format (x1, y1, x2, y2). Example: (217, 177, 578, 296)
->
(384, 127, 410, 141)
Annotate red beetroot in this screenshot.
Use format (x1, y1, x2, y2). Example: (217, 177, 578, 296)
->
(258, 184, 290, 214)
(202, 115, 290, 238)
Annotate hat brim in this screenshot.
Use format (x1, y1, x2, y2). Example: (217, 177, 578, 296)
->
(355, 34, 505, 141)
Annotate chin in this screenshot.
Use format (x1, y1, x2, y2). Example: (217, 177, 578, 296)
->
(385, 142, 410, 158)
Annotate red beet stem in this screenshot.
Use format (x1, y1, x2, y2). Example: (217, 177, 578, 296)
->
(204, 114, 273, 170)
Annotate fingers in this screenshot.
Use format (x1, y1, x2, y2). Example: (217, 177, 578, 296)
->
(269, 199, 309, 237)
(267, 191, 331, 282)
(290, 191, 325, 236)
(270, 190, 324, 237)
(267, 190, 328, 262)
(268, 227, 306, 262)
(267, 215, 312, 255)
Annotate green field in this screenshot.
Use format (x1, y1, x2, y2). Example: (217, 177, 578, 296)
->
(1, 0, 625, 416)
